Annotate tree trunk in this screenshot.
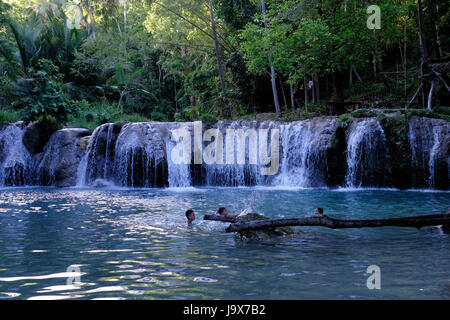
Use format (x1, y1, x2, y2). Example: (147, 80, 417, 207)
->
(304, 79, 308, 112)
(123, 0, 127, 30)
(375, 56, 391, 85)
(208, 0, 231, 119)
(372, 53, 377, 81)
(174, 77, 178, 113)
(269, 62, 281, 117)
(313, 68, 320, 101)
(408, 83, 423, 107)
(261, 0, 281, 118)
(204, 212, 450, 233)
(351, 64, 362, 83)
(417, 0, 430, 109)
(434, 5, 442, 58)
(117, 19, 122, 35)
(332, 72, 343, 102)
(427, 80, 435, 110)
(87, 0, 96, 39)
(290, 83, 295, 113)
(279, 77, 287, 108)
(402, 0, 408, 108)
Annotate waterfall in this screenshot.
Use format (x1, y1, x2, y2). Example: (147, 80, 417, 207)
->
(201, 121, 277, 186)
(275, 118, 337, 187)
(76, 123, 171, 188)
(50, 117, 448, 190)
(408, 117, 449, 189)
(113, 123, 168, 187)
(76, 123, 120, 186)
(35, 133, 59, 186)
(0, 123, 33, 186)
(165, 128, 191, 188)
(0, 117, 445, 190)
(76, 151, 89, 186)
(345, 118, 390, 188)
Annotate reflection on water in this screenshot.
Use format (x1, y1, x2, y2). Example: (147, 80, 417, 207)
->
(0, 187, 449, 299)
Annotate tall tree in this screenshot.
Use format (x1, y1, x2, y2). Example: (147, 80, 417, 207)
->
(417, 0, 430, 109)
(87, 0, 96, 38)
(208, 0, 231, 119)
(261, 0, 281, 118)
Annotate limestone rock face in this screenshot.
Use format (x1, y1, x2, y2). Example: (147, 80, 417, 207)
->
(77, 136, 91, 152)
(2, 116, 449, 190)
(34, 128, 90, 187)
(22, 120, 59, 155)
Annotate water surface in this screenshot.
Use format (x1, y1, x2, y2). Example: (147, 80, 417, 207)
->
(0, 187, 449, 299)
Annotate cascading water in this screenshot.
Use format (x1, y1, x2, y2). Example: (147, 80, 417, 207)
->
(113, 123, 168, 188)
(77, 123, 175, 188)
(345, 118, 390, 188)
(201, 121, 278, 186)
(0, 116, 446, 190)
(0, 123, 33, 186)
(35, 133, 59, 186)
(275, 118, 338, 187)
(57, 117, 449, 190)
(166, 136, 192, 188)
(77, 123, 120, 186)
(408, 116, 449, 189)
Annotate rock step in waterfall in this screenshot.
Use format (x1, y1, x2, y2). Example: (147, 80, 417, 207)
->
(0, 122, 90, 187)
(0, 117, 448, 190)
(345, 118, 391, 188)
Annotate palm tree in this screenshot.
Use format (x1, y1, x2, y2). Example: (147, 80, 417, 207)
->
(0, 5, 87, 76)
(1, 18, 43, 75)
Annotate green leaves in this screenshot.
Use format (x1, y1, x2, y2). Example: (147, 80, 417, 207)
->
(240, 0, 378, 86)
(14, 59, 76, 125)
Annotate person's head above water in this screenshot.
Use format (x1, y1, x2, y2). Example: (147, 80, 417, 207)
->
(315, 208, 324, 215)
(216, 207, 239, 218)
(185, 209, 195, 224)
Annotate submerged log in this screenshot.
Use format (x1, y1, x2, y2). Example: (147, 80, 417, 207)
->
(204, 213, 292, 239)
(224, 212, 450, 233)
(204, 214, 238, 223)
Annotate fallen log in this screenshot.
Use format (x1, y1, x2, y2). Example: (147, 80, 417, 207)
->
(204, 214, 238, 223)
(204, 213, 292, 239)
(225, 212, 450, 233)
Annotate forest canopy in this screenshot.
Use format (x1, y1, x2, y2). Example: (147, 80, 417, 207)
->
(0, 0, 449, 128)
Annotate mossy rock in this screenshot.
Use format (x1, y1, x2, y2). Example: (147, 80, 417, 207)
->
(337, 113, 353, 128)
(377, 113, 412, 188)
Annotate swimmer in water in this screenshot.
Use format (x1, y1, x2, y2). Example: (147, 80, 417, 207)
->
(185, 209, 195, 225)
(216, 207, 239, 218)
